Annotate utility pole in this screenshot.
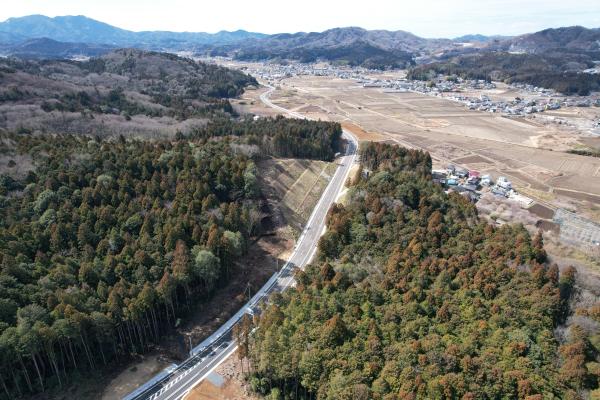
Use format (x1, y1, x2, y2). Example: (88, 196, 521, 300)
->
(245, 282, 252, 302)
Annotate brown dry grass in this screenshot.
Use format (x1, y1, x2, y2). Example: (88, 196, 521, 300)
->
(341, 122, 387, 142)
(256, 74, 600, 207)
(231, 87, 281, 118)
(516, 186, 557, 203)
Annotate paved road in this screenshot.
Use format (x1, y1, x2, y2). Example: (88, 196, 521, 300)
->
(125, 85, 358, 400)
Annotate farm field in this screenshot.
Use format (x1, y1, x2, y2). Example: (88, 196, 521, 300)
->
(246, 74, 600, 223)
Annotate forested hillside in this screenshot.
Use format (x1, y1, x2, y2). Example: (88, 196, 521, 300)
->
(193, 116, 342, 161)
(203, 27, 451, 69)
(245, 143, 596, 399)
(0, 124, 340, 397)
(0, 49, 257, 136)
(407, 51, 600, 95)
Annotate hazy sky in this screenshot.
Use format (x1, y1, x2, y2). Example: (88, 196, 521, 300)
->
(1, 0, 599, 38)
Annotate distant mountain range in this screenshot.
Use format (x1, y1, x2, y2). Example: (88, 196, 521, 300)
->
(0, 15, 598, 71)
(0, 15, 266, 48)
(212, 27, 455, 69)
(215, 26, 600, 68)
(453, 34, 512, 43)
(410, 25, 600, 96)
(0, 15, 456, 64)
(493, 26, 600, 53)
(231, 27, 452, 53)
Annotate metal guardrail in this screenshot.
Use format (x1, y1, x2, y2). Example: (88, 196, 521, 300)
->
(123, 364, 178, 400)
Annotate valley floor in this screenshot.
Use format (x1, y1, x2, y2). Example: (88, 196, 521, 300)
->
(234, 70, 600, 226)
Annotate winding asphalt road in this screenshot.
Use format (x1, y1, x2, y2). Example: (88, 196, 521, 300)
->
(124, 85, 358, 400)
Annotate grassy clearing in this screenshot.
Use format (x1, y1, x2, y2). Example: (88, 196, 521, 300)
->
(515, 185, 557, 203)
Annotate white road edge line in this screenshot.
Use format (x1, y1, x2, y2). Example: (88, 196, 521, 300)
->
(176, 343, 239, 400)
(160, 342, 239, 400)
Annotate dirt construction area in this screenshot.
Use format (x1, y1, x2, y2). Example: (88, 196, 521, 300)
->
(183, 356, 257, 400)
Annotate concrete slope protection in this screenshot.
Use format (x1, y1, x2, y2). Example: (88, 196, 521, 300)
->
(125, 86, 358, 400)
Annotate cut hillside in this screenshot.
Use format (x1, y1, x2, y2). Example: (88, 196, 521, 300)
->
(0, 108, 341, 400)
(257, 158, 338, 235)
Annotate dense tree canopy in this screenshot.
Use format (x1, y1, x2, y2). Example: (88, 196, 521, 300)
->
(0, 131, 272, 397)
(192, 116, 342, 161)
(0, 111, 342, 397)
(247, 143, 591, 399)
